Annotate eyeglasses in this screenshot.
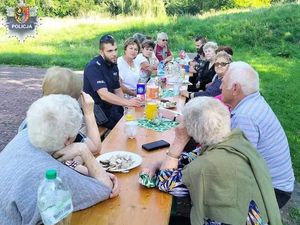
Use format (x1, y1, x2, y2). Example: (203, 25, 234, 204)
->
(215, 62, 230, 67)
(100, 35, 114, 43)
(161, 39, 168, 42)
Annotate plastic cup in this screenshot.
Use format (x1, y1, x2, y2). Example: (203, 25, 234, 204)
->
(173, 83, 181, 96)
(124, 107, 135, 121)
(124, 121, 138, 139)
(145, 102, 158, 120)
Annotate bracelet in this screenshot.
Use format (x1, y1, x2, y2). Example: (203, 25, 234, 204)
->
(166, 151, 180, 159)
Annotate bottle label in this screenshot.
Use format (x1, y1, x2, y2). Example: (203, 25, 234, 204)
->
(146, 86, 159, 99)
(40, 197, 73, 225)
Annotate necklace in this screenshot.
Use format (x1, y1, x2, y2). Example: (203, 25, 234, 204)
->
(124, 56, 136, 72)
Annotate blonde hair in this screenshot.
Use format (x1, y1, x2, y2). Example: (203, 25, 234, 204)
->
(182, 97, 231, 146)
(215, 51, 232, 63)
(27, 94, 83, 152)
(42, 67, 82, 99)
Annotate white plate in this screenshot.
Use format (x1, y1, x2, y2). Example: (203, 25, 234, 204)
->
(96, 151, 143, 172)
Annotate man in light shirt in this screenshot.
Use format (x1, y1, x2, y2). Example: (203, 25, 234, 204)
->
(221, 61, 295, 208)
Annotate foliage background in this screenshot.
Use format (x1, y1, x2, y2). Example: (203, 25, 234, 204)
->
(0, 0, 298, 17)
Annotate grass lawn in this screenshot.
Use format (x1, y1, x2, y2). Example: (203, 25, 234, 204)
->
(0, 4, 299, 179)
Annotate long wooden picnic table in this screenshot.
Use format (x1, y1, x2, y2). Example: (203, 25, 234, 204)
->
(71, 95, 186, 225)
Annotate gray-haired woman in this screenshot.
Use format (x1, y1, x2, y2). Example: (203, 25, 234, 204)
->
(140, 97, 282, 225)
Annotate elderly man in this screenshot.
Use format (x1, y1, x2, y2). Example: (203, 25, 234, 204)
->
(83, 34, 141, 129)
(0, 95, 119, 225)
(221, 61, 295, 208)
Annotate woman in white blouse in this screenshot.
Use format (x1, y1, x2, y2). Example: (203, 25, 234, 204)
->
(117, 38, 140, 97)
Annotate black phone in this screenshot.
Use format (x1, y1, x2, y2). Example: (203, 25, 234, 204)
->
(142, 140, 170, 151)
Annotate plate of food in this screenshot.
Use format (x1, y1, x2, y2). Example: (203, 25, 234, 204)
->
(96, 151, 143, 172)
(159, 99, 177, 109)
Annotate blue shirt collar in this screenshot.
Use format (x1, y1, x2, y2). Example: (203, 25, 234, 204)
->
(231, 91, 261, 115)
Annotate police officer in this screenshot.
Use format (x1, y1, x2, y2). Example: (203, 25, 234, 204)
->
(83, 34, 141, 129)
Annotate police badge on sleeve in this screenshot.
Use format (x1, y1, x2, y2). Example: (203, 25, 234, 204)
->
(3, 0, 40, 43)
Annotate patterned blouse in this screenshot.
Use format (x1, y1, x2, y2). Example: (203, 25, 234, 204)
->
(153, 148, 267, 225)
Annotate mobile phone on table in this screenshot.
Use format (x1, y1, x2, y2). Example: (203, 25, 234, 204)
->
(142, 140, 170, 151)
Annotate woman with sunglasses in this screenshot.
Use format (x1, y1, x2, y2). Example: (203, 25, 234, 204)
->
(181, 49, 233, 99)
(154, 32, 173, 64)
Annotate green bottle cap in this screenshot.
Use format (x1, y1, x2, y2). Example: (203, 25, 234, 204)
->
(45, 169, 57, 180)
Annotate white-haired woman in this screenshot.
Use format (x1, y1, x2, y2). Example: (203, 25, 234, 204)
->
(0, 94, 119, 225)
(154, 32, 173, 64)
(140, 97, 282, 225)
(18, 67, 102, 173)
(27, 95, 117, 187)
(196, 41, 218, 91)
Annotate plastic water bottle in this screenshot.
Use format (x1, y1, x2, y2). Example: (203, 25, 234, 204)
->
(37, 170, 73, 225)
(146, 76, 159, 100)
(157, 61, 165, 77)
(179, 49, 186, 68)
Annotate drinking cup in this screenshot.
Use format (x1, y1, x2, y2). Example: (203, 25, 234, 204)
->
(145, 102, 158, 120)
(124, 121, 138, 139)
(173, 83, 181, 96)
(124, 107, 135, 121)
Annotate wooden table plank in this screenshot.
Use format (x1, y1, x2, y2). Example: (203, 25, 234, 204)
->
(71, 95, 186, 225)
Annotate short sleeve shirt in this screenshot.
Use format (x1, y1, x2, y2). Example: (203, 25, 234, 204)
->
(155, 44, 171, 62)
(83, 55, 120, 109)
(117, 56, 140, 90)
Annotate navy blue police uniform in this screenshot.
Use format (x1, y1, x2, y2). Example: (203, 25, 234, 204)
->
(83, 55, 124, 129)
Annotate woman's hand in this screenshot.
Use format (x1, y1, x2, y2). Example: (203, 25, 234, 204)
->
(141, 160, 163, 179)
(80, 92, 94, 116)
(52, 143, 87, 162)
(180, 90, 189, 98)
(175, 123, 190, 144)
(168, 123, 190, 158)
(107, 173, 120, 198)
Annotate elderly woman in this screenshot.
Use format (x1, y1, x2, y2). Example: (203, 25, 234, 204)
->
(0, 94, 119, 225)
(154, 32, 173, 64)
(181, 50, 232, 99)
(140, 97, 282, 225)
(196, 41, 218, 91)
(19, 66, 102, 174)
(117, 37, 140, 96)
(135, 39, 159, 83)
(42, 66, 83, 99)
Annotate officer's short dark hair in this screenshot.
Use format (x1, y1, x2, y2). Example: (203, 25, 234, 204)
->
(99, 34, 116, 50)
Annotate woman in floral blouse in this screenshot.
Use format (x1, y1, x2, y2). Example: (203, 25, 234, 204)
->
(139, 97, 282, 225)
